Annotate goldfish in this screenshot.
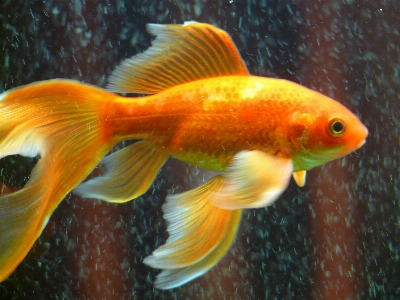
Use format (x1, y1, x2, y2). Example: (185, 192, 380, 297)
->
(0, 22, 367, 289)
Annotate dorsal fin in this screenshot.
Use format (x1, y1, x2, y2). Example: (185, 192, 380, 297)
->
(107, 21, 249, 94)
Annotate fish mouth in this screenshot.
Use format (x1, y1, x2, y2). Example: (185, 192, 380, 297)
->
(356, 138, 366, 149)
(354, 123, 369, 149)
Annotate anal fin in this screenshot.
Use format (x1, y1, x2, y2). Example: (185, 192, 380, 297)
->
(74, 141, 169, 203)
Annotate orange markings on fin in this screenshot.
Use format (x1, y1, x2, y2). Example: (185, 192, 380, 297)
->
(144, 176, 242, 289)
(144, 151, 292, 289)
(0, 80, 119, 281)
(107, 22, 249, 94)
(75, 141, 169, 203)
(292, 170, 307, 187)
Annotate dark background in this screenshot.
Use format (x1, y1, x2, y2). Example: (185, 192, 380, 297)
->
(0, 0, 398, 299)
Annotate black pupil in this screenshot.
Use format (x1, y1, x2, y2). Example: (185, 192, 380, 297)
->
(332, 121, 343, 133)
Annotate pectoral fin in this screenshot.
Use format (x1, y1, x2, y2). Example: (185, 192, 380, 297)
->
(144, 151, 292, 289)
(74, 141, 169, 203)
(211, 151, 293, 209)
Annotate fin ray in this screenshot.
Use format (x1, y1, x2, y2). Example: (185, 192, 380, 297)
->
(0, 80, 117, 281)
(107, 22, 249, 94)
(144, 151, 293, 288)
(153, 209, 241, 289)
(143, 176, 242, 288)
(74, 141, 169, 203)
(0, 180, 46, 281)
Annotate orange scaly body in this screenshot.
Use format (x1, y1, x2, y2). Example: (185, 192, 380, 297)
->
(0, 22, 367, 289)
(108, 75, 366, 172)
(108, 76, 296, 171)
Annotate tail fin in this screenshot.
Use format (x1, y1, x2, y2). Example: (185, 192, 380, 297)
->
(0, 80, 116, 281)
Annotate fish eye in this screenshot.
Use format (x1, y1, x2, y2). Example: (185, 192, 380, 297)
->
(328, 117, 346, 137)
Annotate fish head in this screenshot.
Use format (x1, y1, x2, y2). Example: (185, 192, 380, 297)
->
(277, 94, 368, 171)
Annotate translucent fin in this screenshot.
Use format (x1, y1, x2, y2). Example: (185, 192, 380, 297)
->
(0, 167, 48, 283)
(143, 176, 242, 289)
(74, 141, 169, 203)
(0, 80, 118, 282)
(210, 151, 293, 210)
(153, 208, 241, 289)
(292, 170, 307, 187)
(144, 151, 292, 288)
(107, 22, 249, 94)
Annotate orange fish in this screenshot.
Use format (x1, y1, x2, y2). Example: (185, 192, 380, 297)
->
(0, 22, 367, 289)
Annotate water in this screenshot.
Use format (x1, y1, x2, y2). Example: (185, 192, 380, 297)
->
(0, 0, 398, 299)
